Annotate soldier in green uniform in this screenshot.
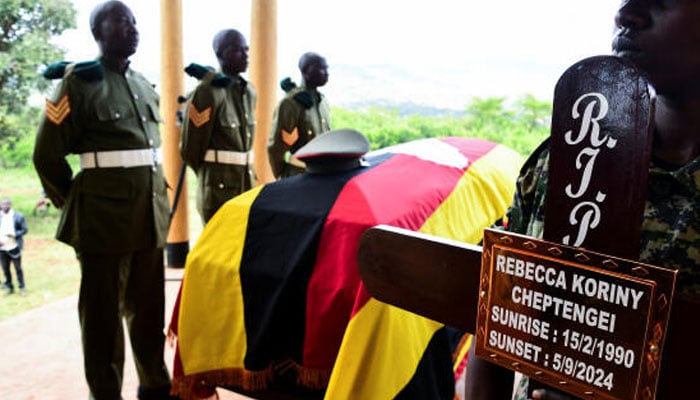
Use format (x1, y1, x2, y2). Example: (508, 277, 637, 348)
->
(268, 52, 331, 179)
(465, 1, 700, 399)
(180, 29, 257, 224)
(33, 1, 175, 399)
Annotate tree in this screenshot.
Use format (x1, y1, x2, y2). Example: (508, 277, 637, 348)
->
(332, 95, 551, 157)
(0, 0, 76, 168)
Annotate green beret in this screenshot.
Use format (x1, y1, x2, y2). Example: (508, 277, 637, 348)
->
(42, 61, 71, 80)
(72, 61, 104, 82)
(280, 77, 296, 92)
(184, 63, 231, 87)
(293, 91, 314, 109)
(211, 73, 232, 87)
(184, 63, 214, 79)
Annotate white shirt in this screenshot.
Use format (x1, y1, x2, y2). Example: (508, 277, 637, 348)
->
(0, 210, 17, 251)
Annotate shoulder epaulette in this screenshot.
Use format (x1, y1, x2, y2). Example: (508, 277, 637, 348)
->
(211, 73, 232, 87)
(293, 90, 314, 109)
(42, 61, 71, 80)
(185, 63, 231, 88)
(72, 61, 104, 82)
(184, 63, 214, 79)
(280, 77, 296, 92)
(42, 60, 103, 82)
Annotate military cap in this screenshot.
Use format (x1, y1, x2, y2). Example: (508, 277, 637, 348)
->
(294, 129, 370, 174)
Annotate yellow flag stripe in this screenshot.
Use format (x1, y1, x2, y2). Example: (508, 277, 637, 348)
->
(420, 143, 521, 243)
(327, 298, 443, 399)
(325, 144, 521, 399)
(178, 186, 263, 374)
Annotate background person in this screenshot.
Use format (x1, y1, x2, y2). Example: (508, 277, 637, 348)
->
(0, 198, 28, 295)
(33, 1, 175, 398)
(465, 1, 700, 399)
(268, 51, 331, 179)
(180, 29, 256, 224)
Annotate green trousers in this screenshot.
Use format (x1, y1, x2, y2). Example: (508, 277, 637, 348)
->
(78, 248, 172, 400)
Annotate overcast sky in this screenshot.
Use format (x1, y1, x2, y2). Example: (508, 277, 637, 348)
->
(56, 0, 620, 105)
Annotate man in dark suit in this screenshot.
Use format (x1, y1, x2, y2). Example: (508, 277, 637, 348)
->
(33, 1, 175, 399)
(0, 198, 28, 295)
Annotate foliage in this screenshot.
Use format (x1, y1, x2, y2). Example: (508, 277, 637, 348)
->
(0, 106, 42, 168)
(332, 95, 551, 157)
(0, 0, 77, 164)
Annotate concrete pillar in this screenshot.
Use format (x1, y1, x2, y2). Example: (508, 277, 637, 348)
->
(249, 0, 277, 184)
(160, 0, 189, 268)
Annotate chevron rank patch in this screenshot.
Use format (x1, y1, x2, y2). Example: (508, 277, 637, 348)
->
(45, 94, 71, 126)
(282, 127, 299, 146)
(188, 105, 212, 128)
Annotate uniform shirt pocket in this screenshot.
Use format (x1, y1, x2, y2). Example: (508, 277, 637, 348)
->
(216, 107, 245, 148)
(95, 103, 135, 123)
(147, 103, 163, 123)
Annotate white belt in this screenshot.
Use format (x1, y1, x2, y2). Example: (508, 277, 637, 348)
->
(204, 149, 253, 166)
(80, 148, 163, 169)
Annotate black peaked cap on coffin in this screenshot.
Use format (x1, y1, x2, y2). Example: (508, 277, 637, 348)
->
(294, 129, 370, 174)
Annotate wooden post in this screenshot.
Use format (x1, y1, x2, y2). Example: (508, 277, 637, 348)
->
(160, 0, 189, 268)
(249, 0, 277, 185)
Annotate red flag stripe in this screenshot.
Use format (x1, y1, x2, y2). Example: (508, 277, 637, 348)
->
(303, 138, 498, 370)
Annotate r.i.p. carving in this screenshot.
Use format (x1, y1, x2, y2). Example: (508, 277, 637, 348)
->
(561, 92, 614, 247)
(546, 56, 653, 260)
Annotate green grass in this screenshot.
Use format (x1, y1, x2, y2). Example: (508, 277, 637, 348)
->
(0, 167, 203, 322)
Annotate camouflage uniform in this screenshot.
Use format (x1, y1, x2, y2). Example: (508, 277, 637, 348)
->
(267, 84, 331, 179)
(508, 139, 700, 294)
(509, 139, 700, 399)
(34, 58, 173, 399)
(180, 69, 256, 223)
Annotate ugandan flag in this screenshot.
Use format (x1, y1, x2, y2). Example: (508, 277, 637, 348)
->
(171, 137, 521, 399)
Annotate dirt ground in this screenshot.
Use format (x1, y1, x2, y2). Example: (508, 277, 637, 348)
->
(0, 266, 249, 400)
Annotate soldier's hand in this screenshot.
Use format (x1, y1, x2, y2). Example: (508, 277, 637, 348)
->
(530, 389, 578, 400)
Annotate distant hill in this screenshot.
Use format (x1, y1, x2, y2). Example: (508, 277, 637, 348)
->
(338, 98, 467, 118)
(319, 63, 557, 115)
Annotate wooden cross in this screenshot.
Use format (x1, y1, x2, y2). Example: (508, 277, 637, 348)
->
(357, 56, 698, 400)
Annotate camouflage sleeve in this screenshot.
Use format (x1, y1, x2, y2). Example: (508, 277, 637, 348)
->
(180, 83, 217, 172)
(33, 78, 82, 209)
(506, 139, 550, 239)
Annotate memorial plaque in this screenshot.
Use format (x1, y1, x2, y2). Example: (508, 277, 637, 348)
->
(475, 229, 676, 400)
